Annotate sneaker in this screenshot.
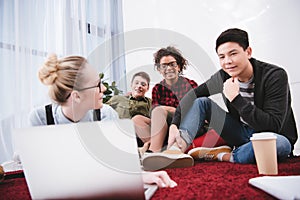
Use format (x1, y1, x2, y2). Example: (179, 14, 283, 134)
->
(142, 149, 194, 171)
(187, 145, 232, 161)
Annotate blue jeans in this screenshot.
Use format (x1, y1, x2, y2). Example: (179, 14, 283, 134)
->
(179, 97, 291, 164)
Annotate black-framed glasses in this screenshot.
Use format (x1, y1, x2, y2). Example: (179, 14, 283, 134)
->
(65, 79, 101, 100)
(158, 61, 178, 70)
(76, 81, 102, 93)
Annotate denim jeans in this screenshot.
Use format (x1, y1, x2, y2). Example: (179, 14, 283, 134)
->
(179, 97, 291, 164)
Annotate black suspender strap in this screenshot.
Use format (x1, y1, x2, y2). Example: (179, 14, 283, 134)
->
(46, 104, 100, 124)
(93, 109, 101, 121)
(45, 104, 55, 125)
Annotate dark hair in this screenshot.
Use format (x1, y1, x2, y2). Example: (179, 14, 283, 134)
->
(215, 28, 249, 52)
(153, 46, 188, 73)
(131, 71, 150, 86)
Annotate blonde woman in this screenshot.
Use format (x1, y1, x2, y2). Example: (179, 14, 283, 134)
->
(27, 54, 176, 188)
(29, 54, 118, 125)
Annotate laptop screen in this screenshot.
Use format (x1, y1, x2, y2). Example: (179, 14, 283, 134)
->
(13, 120, 148, 199)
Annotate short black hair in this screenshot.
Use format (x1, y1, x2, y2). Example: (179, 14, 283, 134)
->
(216, 28, 249, 52)
(153, 46, 188, 73)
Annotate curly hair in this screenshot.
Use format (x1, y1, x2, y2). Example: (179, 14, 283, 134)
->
(38, 54, 87, 104)
(153, 46, 188, 73)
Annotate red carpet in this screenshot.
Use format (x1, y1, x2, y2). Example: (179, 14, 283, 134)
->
(153, 156, 300, 199)
(0, 157, 300, 199)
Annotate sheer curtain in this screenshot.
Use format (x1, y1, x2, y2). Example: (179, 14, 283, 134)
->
(0, 0, 126, 163)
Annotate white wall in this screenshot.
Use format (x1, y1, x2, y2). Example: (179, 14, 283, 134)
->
(122, 0, 300, 155)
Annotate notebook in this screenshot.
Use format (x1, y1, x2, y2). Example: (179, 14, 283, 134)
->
(13, 119, 157, 199)
(249, 175, 300, 199)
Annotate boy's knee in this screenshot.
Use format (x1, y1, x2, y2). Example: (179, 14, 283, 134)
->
(151, 106, 168, 118)
(276, 135, 292, 157)
(195, 97, 210, 104)
(193, 97, 211, 109)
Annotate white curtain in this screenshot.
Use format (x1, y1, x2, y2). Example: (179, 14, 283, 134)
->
(0, 0, 125, 163)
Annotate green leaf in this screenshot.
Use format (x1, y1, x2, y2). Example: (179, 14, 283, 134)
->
(99, 73, 104, 79)
(104, 90, 112, 95)
(98, 72, 122, 103)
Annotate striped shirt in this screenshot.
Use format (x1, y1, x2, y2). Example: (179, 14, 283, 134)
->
(239, 76, 255, 125)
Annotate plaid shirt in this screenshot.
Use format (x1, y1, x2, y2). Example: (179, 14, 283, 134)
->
(152, 76, 198, 109)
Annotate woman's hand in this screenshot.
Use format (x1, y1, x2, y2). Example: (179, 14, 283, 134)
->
(142, 171, 177, 188)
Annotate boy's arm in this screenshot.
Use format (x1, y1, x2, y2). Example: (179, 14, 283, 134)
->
(231, 68, 289, 132)
(172, 70, 225, 127)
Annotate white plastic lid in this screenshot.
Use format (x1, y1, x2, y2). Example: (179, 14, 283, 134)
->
(250, 132, 277, 140)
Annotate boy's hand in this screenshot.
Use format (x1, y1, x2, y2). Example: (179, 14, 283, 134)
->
(223, 77, 239, 102)
(167, 125, 186, 151)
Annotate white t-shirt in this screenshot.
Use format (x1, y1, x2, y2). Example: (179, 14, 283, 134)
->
(29, 103, 119, 126)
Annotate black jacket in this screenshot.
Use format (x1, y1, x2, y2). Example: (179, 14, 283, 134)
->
(172, 58, 298, 148)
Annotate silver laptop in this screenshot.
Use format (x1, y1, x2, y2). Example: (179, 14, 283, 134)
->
(249, 175, 300, 199)
(13, 119, 157, 199)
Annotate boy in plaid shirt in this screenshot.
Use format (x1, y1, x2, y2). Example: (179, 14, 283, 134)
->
(141, 46, 198, 170)
(149, 46, 198, 153)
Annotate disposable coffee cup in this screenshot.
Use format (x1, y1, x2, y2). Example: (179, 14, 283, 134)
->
(250, 132, 278, 175)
